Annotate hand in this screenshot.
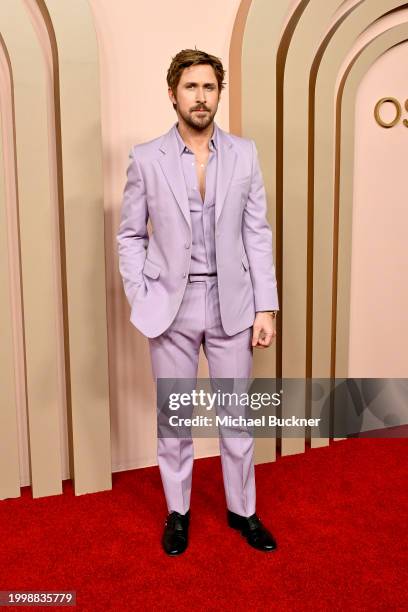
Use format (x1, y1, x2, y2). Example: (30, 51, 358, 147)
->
(251, 312, 277, 349)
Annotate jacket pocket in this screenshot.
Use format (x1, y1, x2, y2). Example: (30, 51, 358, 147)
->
(142, 258, 161, 279)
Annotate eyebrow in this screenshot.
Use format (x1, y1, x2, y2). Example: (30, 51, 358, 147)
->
(183, 81, 216, 86)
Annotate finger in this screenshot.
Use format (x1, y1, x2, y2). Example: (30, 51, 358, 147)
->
(261, 331, 275, 347)
(254, 331, 269, 348)
(252, 326, 261, 347)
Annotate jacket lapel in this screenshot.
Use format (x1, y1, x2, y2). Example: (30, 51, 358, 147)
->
(158, 126, 191, 231)
(157, 122, 237, 231)
(214, 126, 237, 226)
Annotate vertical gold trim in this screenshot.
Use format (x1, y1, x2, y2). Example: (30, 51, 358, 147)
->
(229, 0, 252, 136)
(275, 0, 310, 385)
(0, 35, 21, 499)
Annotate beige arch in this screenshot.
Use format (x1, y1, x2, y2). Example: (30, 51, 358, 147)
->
(279, 0, 345, 456)
(278, 1, 362, 452)
(0, 35, 21, 500)
(307, 1, 408, 445)
(243, 0, 310, 384)
(0, 0, 62, 498)
(281, 0, 344, 372)
(243, 0, 408, 455)
(287, 3, 408, 445)
(241, 0, 344, 457)
(242, 0, 307, 369)
(335, 20, 408, 382)
(41, 0, 112, 496)
(311, 1, 407, 392)
(237, 0, 306, 464)
(229, 0, 252, 137)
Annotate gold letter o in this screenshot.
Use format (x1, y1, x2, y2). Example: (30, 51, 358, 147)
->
(374, 97, 401, 128)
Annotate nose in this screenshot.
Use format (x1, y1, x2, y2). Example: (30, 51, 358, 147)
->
(196, 87, 207, 102)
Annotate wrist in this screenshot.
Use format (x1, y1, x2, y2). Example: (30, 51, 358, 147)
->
(256, 310, 278, 319)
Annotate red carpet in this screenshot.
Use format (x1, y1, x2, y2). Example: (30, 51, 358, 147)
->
(0, 438, 407, 611)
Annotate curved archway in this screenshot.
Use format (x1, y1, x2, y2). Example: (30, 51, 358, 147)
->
(0, 0, 62, 498)
(335, 19, 408, 377)
(311, 1, 408, 386)
(42, 0, 111, 497)
(0, 0, 111, 500)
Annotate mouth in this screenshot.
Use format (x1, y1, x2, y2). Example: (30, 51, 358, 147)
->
(193, 109, 208, 112)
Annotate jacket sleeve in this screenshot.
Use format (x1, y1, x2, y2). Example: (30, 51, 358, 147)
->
(116, 147, 149, 308)
(242, 140, 279, 312)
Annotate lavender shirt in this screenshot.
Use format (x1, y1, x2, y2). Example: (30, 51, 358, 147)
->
(173, 122, 218, 275)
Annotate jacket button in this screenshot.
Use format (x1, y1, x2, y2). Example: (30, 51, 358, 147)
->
(185, 242, 190, 249)
(182, 272, 187, 278)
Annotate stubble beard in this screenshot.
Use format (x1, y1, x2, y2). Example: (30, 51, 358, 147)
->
(176, 104, 217, 132)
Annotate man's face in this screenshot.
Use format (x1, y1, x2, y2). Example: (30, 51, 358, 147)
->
(168, 63, 220, 131)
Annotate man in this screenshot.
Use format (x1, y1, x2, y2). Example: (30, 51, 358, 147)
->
(117, 49, 279, 555)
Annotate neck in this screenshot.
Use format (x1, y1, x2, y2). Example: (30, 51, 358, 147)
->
(176, 118, 215, 150)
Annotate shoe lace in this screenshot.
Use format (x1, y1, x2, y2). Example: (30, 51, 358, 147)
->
(247, 514, 262, 531)
(166, 512, 187, 531)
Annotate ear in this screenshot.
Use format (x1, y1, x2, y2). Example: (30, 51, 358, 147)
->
(168, 87, 176, 105)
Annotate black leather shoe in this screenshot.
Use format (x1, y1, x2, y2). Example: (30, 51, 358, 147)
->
(227, 510, 277, 551)
(162, 510, 190, 555)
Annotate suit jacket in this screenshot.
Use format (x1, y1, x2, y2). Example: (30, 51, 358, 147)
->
(116, 122, 279, 338)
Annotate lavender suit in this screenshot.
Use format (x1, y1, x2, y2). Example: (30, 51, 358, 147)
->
(117, 121, 279, 516)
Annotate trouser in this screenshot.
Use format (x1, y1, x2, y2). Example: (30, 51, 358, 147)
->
(148, 274, 255, 516)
